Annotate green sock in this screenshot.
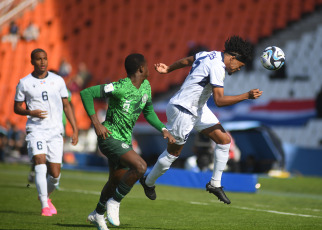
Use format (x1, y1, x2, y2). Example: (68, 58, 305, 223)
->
(113, 181, 132, 202)
(95, 201, 106, 215)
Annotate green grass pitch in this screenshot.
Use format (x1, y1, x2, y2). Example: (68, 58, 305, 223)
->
(1, 163, 322, 230)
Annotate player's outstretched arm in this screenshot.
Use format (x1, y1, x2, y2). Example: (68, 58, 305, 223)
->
(212, 87, 263, 107)
(62, 98, 79, 145)
(143, 102, 176, 143)
(155, 56, 194, 74)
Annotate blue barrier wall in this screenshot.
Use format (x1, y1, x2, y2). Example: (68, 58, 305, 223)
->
(283, 143, 322, 176)
(151, 168, 258, 193)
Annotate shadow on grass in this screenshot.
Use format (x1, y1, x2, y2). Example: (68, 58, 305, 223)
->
(55, 223, 94, 228)
(0, 210, 36, 216)
(112, 225, 172, 230)
(55, 223, 172, 229)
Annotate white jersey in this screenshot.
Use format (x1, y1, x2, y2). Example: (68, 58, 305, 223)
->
(15, 71, 68, 133)
(169, 51, 226, 116)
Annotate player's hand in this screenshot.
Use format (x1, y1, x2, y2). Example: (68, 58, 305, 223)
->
(154, 63, 170, 74)
(71, 131, 79, 146)
(30, 109, 48, 119)
(248, 89, 263, 99)
(162, 129, 176, 144)
(93, 123, 111, 139)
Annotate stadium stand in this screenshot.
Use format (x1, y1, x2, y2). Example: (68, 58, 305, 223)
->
(0, 0, 322, 148)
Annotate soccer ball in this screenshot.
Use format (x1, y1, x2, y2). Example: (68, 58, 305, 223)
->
(260, 46, 285, 70)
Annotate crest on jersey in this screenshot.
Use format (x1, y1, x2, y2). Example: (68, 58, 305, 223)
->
(121, 143, 129, 149)
(142, 94, 148, 103)
(104, 83, 114, 93)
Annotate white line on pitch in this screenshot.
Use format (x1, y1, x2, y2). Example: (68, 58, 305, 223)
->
(189, 201, 321, 218)
(231, 205, 322, 218)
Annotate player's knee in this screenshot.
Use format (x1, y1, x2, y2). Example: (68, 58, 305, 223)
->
(218, 134, 231, 145)
(50, 171, 60, 178)
(136, 161, 147, 177)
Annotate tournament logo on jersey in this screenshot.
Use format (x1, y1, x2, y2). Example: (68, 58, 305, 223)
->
(104, 83, 114, 93)
(121, 143, 129, 149)
(142, 94, 148, 103)
(40, 80, 46, 84)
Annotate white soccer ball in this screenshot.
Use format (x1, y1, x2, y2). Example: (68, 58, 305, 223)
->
(260, 46, 285, 70)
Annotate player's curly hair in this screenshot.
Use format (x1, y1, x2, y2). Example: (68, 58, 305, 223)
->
(125, 53, 146, 75)
(224, 36, 253, 63)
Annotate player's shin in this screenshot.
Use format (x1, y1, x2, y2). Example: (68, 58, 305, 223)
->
(35, 164, 49, 208)
(145, 150, 178, 187)
(211, 143, 230, 187)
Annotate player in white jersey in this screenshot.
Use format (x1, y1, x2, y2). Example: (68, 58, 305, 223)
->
(140, 36, 263, 204)
(14, 48, 78, 216)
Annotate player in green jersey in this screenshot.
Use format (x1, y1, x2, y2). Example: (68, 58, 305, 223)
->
(81, 53, 175, 229)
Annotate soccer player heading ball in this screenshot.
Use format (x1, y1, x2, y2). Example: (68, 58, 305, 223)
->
(140, 35, 263, 204)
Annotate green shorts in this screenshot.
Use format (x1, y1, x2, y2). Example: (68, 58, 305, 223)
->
(98, 136, 133, 169)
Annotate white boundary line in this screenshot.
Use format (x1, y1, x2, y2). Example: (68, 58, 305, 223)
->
(231, 205, 322, 218)
(189, 201, 322, 218)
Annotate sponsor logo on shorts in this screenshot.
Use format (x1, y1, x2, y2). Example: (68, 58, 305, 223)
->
(122, 143, 129, 149)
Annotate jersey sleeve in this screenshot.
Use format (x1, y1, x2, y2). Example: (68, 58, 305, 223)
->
(58, 77, 69, 98)
(142, 98, 166, 132)
(15, 80, 25, 102)
(208, 61, 225, 88)
(80, 85, 106, 116)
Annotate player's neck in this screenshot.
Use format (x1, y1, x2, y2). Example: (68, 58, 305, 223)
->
(129, 75, 144, 89)
(32, 71, 48, 79)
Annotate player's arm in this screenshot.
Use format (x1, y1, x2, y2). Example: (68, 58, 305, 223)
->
(62, 98, 78, 145)
(80, 85, 111, 139)
(14, 101, 48, 118)
(154, 56, 195, 74)
(212, 87, 263, 107)
(143, 101, 176, 143)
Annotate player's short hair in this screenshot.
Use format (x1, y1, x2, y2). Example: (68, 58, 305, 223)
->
(124, 53, 146, 75)
(31, 48, 46, 60)
(224, 36, 253, 63)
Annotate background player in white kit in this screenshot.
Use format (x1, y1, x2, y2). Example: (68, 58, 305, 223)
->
(14, 48, 78, 216)
(140, 36, 263, 204)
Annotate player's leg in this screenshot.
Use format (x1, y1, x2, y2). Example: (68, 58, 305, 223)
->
(95, 161, 127, 215)
(106, 150, 147, 226)
(46, 133, 64, 214)
(26, 132, 51, 216)
(88, 161, 123, 230)
(142, 104, 194, 199)
(33, 153, 52, 215)
(197, 106, 231, 204)
(141, 142, 183, 199)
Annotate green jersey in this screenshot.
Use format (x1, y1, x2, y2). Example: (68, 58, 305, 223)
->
(80, 77, 165, 145)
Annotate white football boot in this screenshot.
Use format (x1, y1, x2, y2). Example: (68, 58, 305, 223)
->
(87, 210, 109, 230)
(106, 198, 120, 226)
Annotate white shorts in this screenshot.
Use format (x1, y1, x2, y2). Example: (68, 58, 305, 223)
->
(26, 131, 64, 163)
(166, 104, 219, 145)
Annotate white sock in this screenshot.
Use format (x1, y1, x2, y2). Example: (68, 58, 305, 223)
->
(145, 150, 178, 187)
(47, 173, 61, 195)
(211, 143, 230, 187)
(35, 164, 48, 208)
